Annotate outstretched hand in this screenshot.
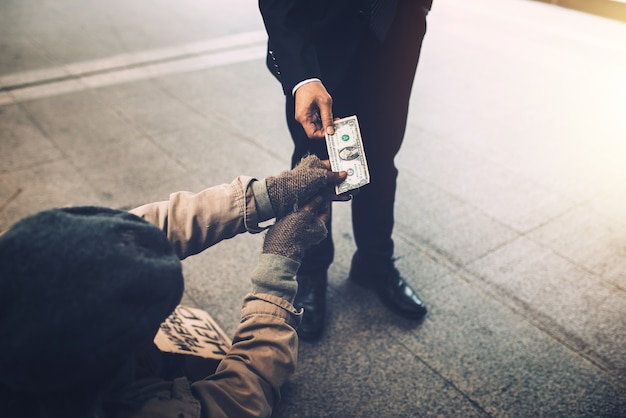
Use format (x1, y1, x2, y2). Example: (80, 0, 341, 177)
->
(300, 193, 331, 224)
(294, 80, 335, 139)
(318, 159, 354, 202)
(265, 155, 349, 220)
(262, 193, 330, 262)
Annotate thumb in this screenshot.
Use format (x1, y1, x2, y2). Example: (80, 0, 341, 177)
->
(319, 105, 334, 136)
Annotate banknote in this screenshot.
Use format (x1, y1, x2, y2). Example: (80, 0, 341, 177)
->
(325, 115, 370, 194)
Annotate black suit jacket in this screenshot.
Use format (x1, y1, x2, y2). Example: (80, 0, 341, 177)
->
(259, 0, 433, 96)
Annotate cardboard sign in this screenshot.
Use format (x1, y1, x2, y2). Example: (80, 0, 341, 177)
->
(154, 305, 231, 361)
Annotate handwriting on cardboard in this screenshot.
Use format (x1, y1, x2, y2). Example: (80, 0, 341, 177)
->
(154, 305, 231, 360)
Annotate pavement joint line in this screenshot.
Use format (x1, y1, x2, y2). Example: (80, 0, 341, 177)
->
(395, 228, 626, 383)
(0, 188, 23, 220)
(0, 30, 268, 107)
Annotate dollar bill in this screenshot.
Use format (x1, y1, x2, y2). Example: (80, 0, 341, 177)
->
(325, 115, 370, 194)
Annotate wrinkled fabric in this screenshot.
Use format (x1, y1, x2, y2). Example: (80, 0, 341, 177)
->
(109, 295, 301, 418)
(107, 178, 302, 418)
(130, 176, 266, 259)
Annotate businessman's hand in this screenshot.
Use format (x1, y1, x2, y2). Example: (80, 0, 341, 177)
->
(294, 80, 335, 139)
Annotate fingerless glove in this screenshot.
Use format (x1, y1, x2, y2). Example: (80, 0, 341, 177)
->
(250, 207, 328, 303)
(262, 209, 327, 262)
(265, 155, 328, 219)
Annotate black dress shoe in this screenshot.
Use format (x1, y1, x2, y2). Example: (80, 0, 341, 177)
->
(349, 252, 427, 320)
(294, 272, 327, 340)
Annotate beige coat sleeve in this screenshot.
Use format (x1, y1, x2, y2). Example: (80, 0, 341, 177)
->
(108, 294, 300, 418)
(192, 293, 301, 418)
(129, 176, 264, 259)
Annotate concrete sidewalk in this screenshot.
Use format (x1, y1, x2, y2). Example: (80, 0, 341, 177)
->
(1, 0, 625, 416)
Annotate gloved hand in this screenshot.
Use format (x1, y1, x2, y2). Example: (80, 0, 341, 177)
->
(262, 194, 329, 262)
(250, 194, 330, 303)
(265, 155, 342, 220)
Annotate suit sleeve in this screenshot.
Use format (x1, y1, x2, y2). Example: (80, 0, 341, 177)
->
(258, 0, 322, 95)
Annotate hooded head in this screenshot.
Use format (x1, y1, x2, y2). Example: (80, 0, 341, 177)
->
(0, 206, 184, 395)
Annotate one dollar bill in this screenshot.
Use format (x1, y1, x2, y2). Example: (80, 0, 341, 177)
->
(325, 115, 370, 194)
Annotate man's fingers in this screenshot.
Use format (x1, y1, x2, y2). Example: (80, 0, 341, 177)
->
(301, 194, 334, 223)
(319, 160, 346, 183)
(302, 121, 323, 138)
(298, 111, 325, 138)
(320, 159, 332, 170)
(293, 80, 334, 139)
(320, 106, 334, 136)
(326, 171, 347, 183)
(301, 194, 327, 213)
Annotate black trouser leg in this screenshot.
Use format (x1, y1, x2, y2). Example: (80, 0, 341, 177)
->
(283, 0, 427, 272)
(352, 0, 427, 260)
